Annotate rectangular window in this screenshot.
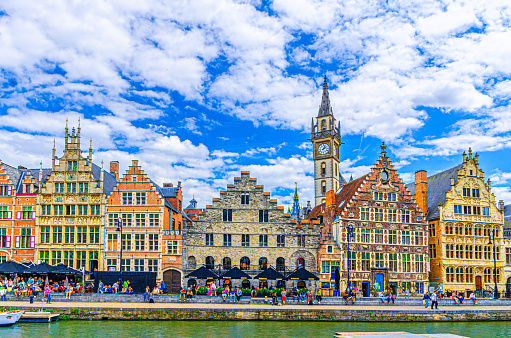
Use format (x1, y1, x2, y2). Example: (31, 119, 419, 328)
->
(375, 253, 384, 268)
(375, 229, 383, 243)
(360, 207, 370, 220)
(64, 226, 74, 244)
(429, 244, 437, 259)
(466, 245, 473, 259)
(414, 231, 423, 245)
(107, 259, 117, 270)
(77, 226, 87, 244)
(241, 193, 250, 205)
(389, 230, 397, 244)
(89, 226, 99, 243)
(259, 234, 268, 247)
(51, 251, 62, 265)
(321, 261, 330, 274)
(277, 235, 285, 247)
(259, 210, 269, 222)
(63, 251, 74, 267)
(135, 234, 145, 251)
(52, 226, 62, 243)
(223, 234, 232, 246)
(241, 234, 250, 247)
(66, 183, 77, 193)
(122, 192, 133, 205)
(429, 224, 436, 237)
(388, 193, 396, 201)
(223, 209, 233, 222)
(79, 183, 89, 193)
(374, 192, 384, 200)
(464, 205, 471, 214)
(0, 228, 8, 248)
(167, 240, 178, 254)
(472, 189, 480, 198)
(76, 251, 86, 269)
(205, 233, 214, 246)
(19, 228, 31, 248)
(121, 259, 131, 272)
(89, 205, 100, 215)
(54, 205, 63, 215)
(108, 214, 118, 227)
(21, 206, 33, 219)
(415, 254, 424, 272)
(107, 234, 118, 251)
(402, 254, 411, 272)
(350, 252, 357, 271)
(0, 206, 10, 219)
(147, 259, 158, 272)
(388, 209, 397, 222)
(134, 259, 144, 271)
(122, 234, 132, 251)
(454, 205, 461, 214)
(149, 234, 158, 251)
(463, 188, 470, 197)
(122, 214, 132, 227)
(135, 214, 146, 227)
(149, 214, 159, 227)
(361, 252, 370, 270)
(297, 235, 306, 247)
(136, 192, 146, 205)
(39, 250, 50, 264)
(374, 208, 383, 221)
(401, 210, 410, 223)
(67, 161, 77, 171)
(39, 226, 50, 244)
(360, 228, 371, 243)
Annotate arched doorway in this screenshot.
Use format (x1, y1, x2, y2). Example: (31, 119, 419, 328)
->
(241, 280, 251, 289)
(205, 256, 215, 269)
(223, 257, 232, 270)
(259, 257, 268, 270)
(163, 269, 182, 294)
(187, 278, 197, 288)
(240, 257, 250, 270)
(276, 257, 285, 272)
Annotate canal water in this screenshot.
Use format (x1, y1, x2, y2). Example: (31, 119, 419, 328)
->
(0, 320, 508, 337)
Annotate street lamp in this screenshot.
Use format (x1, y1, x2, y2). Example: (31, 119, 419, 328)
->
(116, 217, 123, 288)
(488, 229, 499, 299)
(346, 223, 355, 292)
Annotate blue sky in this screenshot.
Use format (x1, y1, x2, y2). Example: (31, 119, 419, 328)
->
(1, 0, 511, 208)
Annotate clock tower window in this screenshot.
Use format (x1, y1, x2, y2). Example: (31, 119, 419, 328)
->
(321, 162, 326, 176)
(321, 181, 326, 195)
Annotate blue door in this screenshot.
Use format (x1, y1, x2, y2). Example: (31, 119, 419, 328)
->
(375, 274, 385, 291)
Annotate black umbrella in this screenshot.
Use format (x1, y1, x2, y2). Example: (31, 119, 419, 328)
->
(285, 267, 319, 281)
(24, 262, 59, 274)
(53, 263, 83, 275)
(0, 260, 28, 274)
(219, 267, 251, 280)
(254, 267, 285, 281)
(185, 266, 218, 279)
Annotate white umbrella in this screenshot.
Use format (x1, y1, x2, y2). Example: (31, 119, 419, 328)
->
(65, 276, 69, 286)
(45, 275, 49, 286)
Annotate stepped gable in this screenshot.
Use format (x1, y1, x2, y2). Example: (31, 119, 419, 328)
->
(406, 164, 462, 220)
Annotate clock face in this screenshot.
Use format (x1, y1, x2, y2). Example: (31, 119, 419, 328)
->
(318, 143, 330, 155)
(380, 171, 389, 181)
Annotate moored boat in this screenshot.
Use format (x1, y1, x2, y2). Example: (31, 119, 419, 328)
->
(0, 310, 25, 327)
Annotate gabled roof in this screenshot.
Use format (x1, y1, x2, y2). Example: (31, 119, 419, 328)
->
(308, 174, 368, 220)
(0, 162, 22, 187)
(406, 165, 462, 220)
(159, 186, 179, 198)
(339, 173, 347, 185)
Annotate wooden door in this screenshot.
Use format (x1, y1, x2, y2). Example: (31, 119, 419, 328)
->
(163, 270, 182, 294)
(475, 276, 482, 290)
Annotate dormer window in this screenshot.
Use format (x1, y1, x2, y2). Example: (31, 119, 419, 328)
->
(25, 185, 31, 193)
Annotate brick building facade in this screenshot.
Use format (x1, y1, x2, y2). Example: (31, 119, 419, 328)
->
(309, 144, 429, 296)
(185, 171, 320, 288)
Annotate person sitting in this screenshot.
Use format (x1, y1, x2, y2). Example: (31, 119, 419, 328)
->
(378, 291, 386, 303)
(151, 286, 160, 295)
(186, 287, 193, 301)
(179, 287, 186, 302)
(386, 291, 395, 304)
(65, 285, 73, 299)
(264, 295, 269, 304)
(251, 286, 256, 298)
(236, 288, 242, 302)
(452, 291, 460, 304)
(299, 291, 306, 303)
(221, 288, 228, 302)
(127, 286, 133, 294)
(469, 292, 477, 305)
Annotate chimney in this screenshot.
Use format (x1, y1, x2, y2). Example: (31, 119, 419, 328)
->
(178, 181, 182, 188)
(326, 190, 335, 207)
(109, 161, 119, 181)
(414, 170, 428, 216)
(163, 183, 173, 187)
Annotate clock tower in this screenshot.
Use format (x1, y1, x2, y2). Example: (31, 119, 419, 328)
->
(311, 76, 341, 206)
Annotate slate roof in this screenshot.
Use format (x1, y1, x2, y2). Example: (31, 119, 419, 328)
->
(406, 164, 462, 221)
(159, 186, 179, 198)
(339, 173, 347, 185)
(308, 174, 368, 220)
(185, 197, 198, 210)
(504, 204, 511, 223)
(1, 162, 22, 187)
(91, 163, 118, 195)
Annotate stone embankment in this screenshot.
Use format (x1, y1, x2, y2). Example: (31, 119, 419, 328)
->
(4, 299, 511, 322)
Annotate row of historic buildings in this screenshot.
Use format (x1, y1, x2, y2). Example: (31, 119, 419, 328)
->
(0, 77, 510, 296)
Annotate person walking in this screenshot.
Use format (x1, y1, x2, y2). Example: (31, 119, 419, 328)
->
(423, 292, 431, 309)
(44, 285, 52, 304)
(0, 285, 6, 301)
(431, 291, 438, 310)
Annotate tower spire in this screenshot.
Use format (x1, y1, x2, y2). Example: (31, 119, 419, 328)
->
(291, 182, 301, 220)
(318, 75, 333, 117)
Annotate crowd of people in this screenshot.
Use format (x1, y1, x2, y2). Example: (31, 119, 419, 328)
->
(97, 280, 134, 294)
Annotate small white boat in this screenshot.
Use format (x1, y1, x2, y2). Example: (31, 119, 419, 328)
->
(0, 310, 25, 327)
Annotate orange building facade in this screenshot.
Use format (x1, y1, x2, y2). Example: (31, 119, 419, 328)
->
(105, 160, 190, 293)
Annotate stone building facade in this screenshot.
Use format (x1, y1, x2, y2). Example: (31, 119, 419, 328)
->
(35, 122, 117, 271)
(309, 144, 429, 296)
(105, 160, 188, 292)
(408, 149, 506, 293)
(185, 171, 320, 288)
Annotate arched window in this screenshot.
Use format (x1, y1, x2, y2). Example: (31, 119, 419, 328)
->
(241, 280, 251, 289)
(223, 257, 231, 270)
(188, 256, 196, 269)
(240, 257, 250, 270)
(296, 258, 305, 269)
(321, 162, 326, 176)
(205, 256, 215, 269)
(259, 257, 268, 270)
(276, 257, 285, 272)
(321, 120, 326, 130)
(321, 181, 326, 195)
(187, 279, 197, 287)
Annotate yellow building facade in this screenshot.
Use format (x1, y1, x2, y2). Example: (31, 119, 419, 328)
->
(35, 122, 117, 271)
(410, 149, 506, 294)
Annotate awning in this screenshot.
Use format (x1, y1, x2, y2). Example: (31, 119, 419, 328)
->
(218, 267, 251, 280)
(253, 267, 285, 280)
(0, 260, 28, 274)
(184, 266, 218, 279)
(23, 262, 59, 274)
(285, 267, 319, 281)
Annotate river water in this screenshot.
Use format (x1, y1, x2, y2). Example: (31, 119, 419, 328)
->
(0, 320, 508, 337)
